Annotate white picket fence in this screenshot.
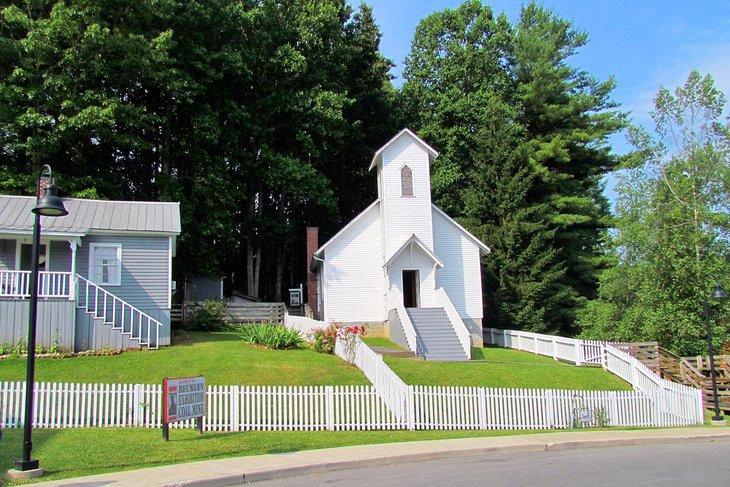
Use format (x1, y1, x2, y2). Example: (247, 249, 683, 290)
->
(0, 327, 704, 432)
(0, 380, 699, 431)
(0, 381, 402, 431)
(483, 327, 704, 426)
(484, 327, 606, 366)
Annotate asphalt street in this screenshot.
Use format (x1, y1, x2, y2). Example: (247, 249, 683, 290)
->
(254, 438, 730, 487)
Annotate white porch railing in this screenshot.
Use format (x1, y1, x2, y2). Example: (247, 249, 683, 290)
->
(0, 270, 72, 299)
(435, 288, 471, 359)
(76, 276, 162, 350)
(388, 289, 418, 354)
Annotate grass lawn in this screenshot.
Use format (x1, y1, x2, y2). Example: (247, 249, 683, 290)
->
(0, 426, 567, 485)
(0, 332, 369, 386)
(385, 346, 632, 391)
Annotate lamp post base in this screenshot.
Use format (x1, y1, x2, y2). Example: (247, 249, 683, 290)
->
(710, 415, 727, 426)
(8, 460, 43, 479)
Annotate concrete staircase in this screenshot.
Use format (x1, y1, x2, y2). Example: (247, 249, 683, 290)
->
(406, 307, 468, 361)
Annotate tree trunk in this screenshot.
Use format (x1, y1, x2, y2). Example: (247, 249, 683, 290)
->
(274, 245, 285, 302)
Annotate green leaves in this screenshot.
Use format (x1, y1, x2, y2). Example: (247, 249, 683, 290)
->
(0, 1, 396, 298)
(581, 71, 730, 355)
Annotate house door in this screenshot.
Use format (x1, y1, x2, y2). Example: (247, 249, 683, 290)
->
(402, 270, 420, 308)
(20, 243, 47, 271)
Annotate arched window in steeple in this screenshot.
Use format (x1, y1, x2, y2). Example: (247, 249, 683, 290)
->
(401, 165, 413, 197)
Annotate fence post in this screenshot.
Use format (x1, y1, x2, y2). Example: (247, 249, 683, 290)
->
(609, 391, 619, 427)
(326, 386, 334, 431)
(407, 385, 416, 430)
(231, 385, 240, 432)
(133, 384, 143, 427)
(479, 387, 488, 430)
(575, 341, 583, 366)
(653, 389, 664, 427)
(545, 389, 555, 429)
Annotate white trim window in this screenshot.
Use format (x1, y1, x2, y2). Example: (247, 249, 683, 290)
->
(89, 243, 122, 286)
(401, 165, 414, 197)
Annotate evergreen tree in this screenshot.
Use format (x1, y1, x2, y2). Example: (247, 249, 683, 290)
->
(400, 1, 625, 333)
(461, 100, 569, 332)
(513, 3, 625, 332)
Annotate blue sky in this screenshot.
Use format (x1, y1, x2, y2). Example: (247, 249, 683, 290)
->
(353, 1, 730, 200)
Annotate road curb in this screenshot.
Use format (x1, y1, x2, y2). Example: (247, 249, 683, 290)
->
(26, 429, 730, 487)
(167, 433, 730, 486)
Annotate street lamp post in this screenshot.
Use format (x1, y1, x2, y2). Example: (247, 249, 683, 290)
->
(703, 281, 728, 423)
(12, 165, 68, 477)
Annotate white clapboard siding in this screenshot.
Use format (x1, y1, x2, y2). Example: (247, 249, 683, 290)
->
(432, 209, 483, 322)
(379, 134, 435, 257)
(322, 202, 386, 323)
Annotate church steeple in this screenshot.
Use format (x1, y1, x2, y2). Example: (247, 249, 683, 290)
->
(369, 128, 438, 260)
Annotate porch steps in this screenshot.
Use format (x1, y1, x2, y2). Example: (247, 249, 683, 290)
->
(76, 276, 160, 350)
(407, 307, 468, 361)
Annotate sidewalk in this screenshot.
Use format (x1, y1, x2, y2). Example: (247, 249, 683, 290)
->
(28, 427, 730, 487)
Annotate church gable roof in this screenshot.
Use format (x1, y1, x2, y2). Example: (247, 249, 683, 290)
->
(368, 128, 439, 171)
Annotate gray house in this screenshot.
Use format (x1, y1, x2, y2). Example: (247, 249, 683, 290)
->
(0, 195, 181, 351)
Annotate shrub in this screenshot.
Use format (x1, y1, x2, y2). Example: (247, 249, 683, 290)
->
(238, 322, 302, 349)
(310, 325, 338, 354)
(184, 300, 229, 331)
(309, 324, 366, 358)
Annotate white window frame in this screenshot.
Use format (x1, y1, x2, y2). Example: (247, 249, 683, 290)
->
(89, 243, 122, 286)
(400, 164, 414, 197)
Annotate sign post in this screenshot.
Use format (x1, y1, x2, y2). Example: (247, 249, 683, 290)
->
(163, 376, 206, 441)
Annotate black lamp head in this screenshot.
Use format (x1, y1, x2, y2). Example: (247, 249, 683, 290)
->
(711, 283, 728, 300)
(32, 184, 68, 217)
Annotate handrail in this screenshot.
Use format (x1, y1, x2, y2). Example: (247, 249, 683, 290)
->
(435, 287, 471, 359)
(388, 288, 418, 353)
(0, 270, 72, 298)
(335, 334, 414, 427)
(76, 275, 162, 350)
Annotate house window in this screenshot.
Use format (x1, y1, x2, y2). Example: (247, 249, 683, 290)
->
(89, 243, 122, 286)
(401, 165, 413, 197)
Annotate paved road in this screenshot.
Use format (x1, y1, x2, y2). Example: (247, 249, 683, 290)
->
(255, 439, 730, 487)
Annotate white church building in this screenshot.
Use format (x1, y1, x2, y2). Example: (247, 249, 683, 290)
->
(307, 129, 490, 361)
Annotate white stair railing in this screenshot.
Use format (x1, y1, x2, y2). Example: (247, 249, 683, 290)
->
(76, 275, 162, 350)
(388, 288, 418, 354)
(336, 335, 414, 428)
(435, 288, 472, 359)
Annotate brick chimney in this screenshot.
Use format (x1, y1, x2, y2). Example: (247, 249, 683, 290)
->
(306, 227, 319, 319)
(37, 175, 52, 198)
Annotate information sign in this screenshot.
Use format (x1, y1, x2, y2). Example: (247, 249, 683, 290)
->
(162, 376, 205, 440)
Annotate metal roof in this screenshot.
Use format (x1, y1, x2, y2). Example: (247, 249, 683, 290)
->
(0, 195, 181, 236)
